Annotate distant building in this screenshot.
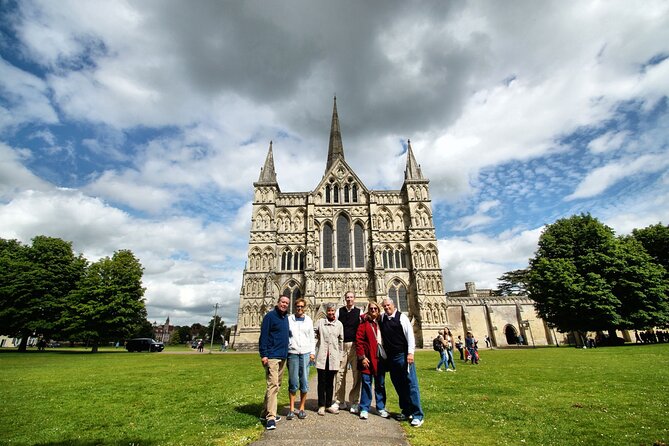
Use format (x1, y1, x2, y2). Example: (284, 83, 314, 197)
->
(153, 317, 174, 343)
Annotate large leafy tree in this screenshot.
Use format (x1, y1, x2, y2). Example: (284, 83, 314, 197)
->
(62, 250, 147, 352)
(632, 223, 669, 271)
(528, 214, 669, 337)
(0, 237, 86, 352)
(528, 214, 623, 336)
(206, 315, 227, 344)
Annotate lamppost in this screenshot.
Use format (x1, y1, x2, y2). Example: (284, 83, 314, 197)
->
(522, 319, 536, 348)
(209, 303, 219, 354)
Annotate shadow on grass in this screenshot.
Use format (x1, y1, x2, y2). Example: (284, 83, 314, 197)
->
(236, 402, 264, 418)
(0, 349, 145, 355)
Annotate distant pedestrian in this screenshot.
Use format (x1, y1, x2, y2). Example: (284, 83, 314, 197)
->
(484, 335, 491, 348)
(465, 331, 479, 365)
(517, 334, 524, 346)
(455, 335, 464, 360)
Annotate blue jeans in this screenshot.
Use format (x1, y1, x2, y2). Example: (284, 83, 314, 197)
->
(436, 350, 447, 369)
(359, 362, 386, 413)
(386, 352, 424, 420)
(446, 349, 456, 370)
(287, 353, 310, 393)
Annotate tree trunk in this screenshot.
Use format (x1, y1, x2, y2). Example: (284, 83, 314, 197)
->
(18, 335, 29, 352)
(91, 341, 99, 353)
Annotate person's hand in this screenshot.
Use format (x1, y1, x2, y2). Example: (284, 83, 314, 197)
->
(362, 357, 370, 369)
(407, 353, 414, 364)
(261, 357, 269, 366)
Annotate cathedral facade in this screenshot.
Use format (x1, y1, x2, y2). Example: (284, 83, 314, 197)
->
(233, 99, 448, 349)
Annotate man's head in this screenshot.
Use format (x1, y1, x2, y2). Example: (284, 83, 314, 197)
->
(277, 296, 290, 314)
(382, 298, 395, 316)
(344, 291, 355, 309)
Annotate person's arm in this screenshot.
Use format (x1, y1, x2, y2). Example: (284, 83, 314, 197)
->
(259, 313, 271, 364)
(400, 313, 416, 362)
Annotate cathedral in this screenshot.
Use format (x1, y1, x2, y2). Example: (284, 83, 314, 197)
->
(233, 98, 448, 350)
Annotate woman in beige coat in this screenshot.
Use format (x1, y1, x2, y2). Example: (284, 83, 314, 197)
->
(315, 303, 344, 415)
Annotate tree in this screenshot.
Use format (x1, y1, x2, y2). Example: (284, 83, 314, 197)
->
(61, 250, 147, 352)
(0, 236, 86, 352)
(528, 214, 623, 337)
(528, 214, 669, 337)
(174, 325, 192, 344)
(206, 315, 226, 344)
(496, 268, 530, 296)
(632, 223, 669, 271)
(612, 236, 669, 329)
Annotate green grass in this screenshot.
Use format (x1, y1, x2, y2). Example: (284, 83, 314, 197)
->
(1, 344, 668, 445)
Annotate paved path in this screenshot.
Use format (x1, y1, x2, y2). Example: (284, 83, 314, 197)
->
(250, 371, 409, 446)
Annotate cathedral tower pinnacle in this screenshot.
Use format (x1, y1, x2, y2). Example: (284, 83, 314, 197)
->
(256, 141, 278, 185)
(404, 139, 423, 180)
(325, 96, 345, 172)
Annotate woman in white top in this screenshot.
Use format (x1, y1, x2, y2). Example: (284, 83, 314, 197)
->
(287, 298, 316, 419)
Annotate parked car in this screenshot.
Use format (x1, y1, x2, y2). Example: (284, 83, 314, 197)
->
(125, 338, 164, 352)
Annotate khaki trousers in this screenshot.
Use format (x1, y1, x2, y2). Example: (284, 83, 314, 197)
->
(335, 341, 362, 405)
(261, 358, 287, 420)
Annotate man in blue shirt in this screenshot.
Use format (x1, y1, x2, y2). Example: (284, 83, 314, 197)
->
(259, 295, 290, 430)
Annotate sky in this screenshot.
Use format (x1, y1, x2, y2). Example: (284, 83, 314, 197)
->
(1, 1, 668, 328)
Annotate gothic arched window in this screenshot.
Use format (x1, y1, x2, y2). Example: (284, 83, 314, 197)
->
(282, 281, 302, 314)
(352, 184, 358, 202)
(336, 214, 350, 268)
(323, 223, 334, 268)
(325, 184, 331, 203)
(354, 222, 365, 268)
(387, 280, 408, 313)
(333, 184, 340, 203)
(344, 184, 350, 203)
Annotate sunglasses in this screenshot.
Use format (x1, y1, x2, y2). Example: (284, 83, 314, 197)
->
(296, 305, 305, 309)
(369, 307, 379, 312)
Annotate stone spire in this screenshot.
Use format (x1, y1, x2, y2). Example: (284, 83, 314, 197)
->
(257, 141, 277, 184)
(404, 139, 423, 180)
(325, 96, 345, 171)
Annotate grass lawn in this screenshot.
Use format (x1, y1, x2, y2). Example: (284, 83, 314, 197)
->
(1, 344, 668, 445)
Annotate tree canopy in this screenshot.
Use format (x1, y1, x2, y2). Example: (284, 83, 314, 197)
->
(0, 236, 86, 351)
(61, 250, 147, 352)
(527, 215, 669, 335)
(496, 269, 530, 296)
(0, 236, 148, 352)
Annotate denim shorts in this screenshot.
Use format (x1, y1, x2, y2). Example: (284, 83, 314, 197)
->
(287, 353, 310, 393)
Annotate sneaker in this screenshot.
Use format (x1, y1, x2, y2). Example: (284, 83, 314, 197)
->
(378, 409, 390, 418)
(297, 410, 307, 419)
(436, 368, 443, 372)
(265, 419, 276, 430)
(359, 410, 368, 419)
(327, 405, 339, 414)
(274, 416, 282, 422)
(349, 403, 359, 414)
(446, 368, 453, 372)
(411, 418, 424, 427)
(317, 406, 325, 416)
(286, 412, 295, 420)
(337, 402, 347, 410)
(395, 414, 408, 422)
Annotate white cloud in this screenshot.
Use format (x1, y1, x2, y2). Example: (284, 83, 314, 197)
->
(439, 227, 543, 291)
(567, 154, 669, 200)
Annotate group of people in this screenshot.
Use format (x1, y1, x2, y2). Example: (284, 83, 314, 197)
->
(258, 291, 424, 430)
(435, 330, 480, 371)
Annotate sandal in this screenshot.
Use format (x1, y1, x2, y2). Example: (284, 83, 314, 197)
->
(286, 411, 295, 420)
(297, 410, 307, 419)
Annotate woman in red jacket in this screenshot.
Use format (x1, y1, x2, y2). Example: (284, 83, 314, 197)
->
(355, 302, 389, 419)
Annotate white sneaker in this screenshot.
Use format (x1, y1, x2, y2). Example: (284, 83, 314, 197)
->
(411, 418, 424, 427)
(327, 404, 340, 414)
(359, 410, 368, 419)
(378, 409, 390, 418)
(446, 368, 453, 372)
(436, 368, 442, 372)
(317, 406, 325, 416)
(349, 403, 359, 414)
